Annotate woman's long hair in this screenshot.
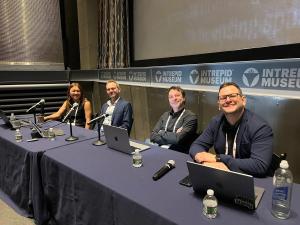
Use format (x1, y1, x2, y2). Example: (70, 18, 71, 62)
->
(66, 83, 85, 109)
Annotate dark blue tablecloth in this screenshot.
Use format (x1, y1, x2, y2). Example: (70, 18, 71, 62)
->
(0, 118, 98, 224)
(41, 139, 300, 225)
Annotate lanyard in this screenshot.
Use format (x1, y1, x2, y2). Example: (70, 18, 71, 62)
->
(225, 126, 240, 158)
(164, 109, 185, 132)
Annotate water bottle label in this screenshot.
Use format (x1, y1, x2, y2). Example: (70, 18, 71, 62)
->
(133, 158, 142, 165)
(273, 187, 288, 201)
(204, 206, 217, 215)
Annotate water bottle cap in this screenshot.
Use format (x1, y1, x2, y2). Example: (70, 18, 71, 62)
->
(280, 160, 289, 169)
(49, 128, 53, 131)
(134, 149, 140, 153)
(207, 189, 214, 196)
(16, 128, 20, 131)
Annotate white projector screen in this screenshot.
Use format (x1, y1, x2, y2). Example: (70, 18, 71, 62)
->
(134, 0, 300, 60)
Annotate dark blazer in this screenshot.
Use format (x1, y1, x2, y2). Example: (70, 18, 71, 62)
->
(101, 97, 133, 134)
(150, 109, 198, 154)
(189, 109, 273, 177)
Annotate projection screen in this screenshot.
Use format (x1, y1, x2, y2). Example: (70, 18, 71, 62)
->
(134, 0, 300, 60)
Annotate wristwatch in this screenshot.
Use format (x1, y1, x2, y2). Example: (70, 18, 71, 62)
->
(215, 154, 221, 162)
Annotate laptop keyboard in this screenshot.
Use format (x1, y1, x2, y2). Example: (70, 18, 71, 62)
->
(129, 141, 149, 151)
(11, 119, 30, 128)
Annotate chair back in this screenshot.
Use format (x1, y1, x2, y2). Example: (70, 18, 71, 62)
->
(267, 153, 287, 176)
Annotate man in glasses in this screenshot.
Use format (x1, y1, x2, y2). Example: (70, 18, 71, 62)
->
(189, 82, 273, 177)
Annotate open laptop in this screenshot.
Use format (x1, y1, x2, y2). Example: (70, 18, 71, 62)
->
(187, 161, 264, 210)
(0, 109, 30, 129)
(31, 121, 49, 138)
(103, 124, 150, 154)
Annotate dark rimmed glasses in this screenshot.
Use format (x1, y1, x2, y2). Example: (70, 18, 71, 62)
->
(218, 93, 242, 102)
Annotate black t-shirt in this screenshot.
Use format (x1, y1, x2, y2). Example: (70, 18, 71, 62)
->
(222, 116, 243, 156)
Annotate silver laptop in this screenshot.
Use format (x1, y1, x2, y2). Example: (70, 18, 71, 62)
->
(31, 121, 49, 138)
(0, 109, 30, 129)
(103, 124, 150, 154)
(187, 161, 264, 210)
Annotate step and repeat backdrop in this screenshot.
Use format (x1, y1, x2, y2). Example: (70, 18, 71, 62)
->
(78, 58, 300, 98)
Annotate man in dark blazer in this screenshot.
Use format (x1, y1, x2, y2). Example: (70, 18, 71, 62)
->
(189, 82, 273, 177)
(150, 86, 198, 154)
(101, 80, 133, 134)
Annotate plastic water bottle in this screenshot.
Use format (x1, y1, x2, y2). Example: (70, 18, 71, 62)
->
(10, 112, 16, 121)
(132, 149, 142, 168)
(203, 189, 218, 219)
(15, 129, 22, 142)
(48, 128, 55, 141)
(271, 160, 293, 219)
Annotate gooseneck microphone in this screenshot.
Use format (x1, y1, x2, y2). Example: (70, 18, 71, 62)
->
(26, 99, 45, 113)
(152, 160, 175, 181)
(62, 102, 79, 123)
(64, 102, 79, 142)
(87, 114, 109, 125)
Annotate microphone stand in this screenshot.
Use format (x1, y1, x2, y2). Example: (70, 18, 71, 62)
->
(65, 118, 79, 141)
(92, 119, 106, 146)
(31, 110, 37, 131)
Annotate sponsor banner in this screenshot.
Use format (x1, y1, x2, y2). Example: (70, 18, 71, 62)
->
(99, 68, 151, 83)
(152, 65, 233, 86)
(99, 59, 300, 92)
(98, 69, 114, 80)
(152, 59, 300, 91)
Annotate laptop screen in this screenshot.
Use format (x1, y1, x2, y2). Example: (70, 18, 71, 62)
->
(0, 109, 12, 127)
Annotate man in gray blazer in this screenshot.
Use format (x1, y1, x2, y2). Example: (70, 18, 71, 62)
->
(101, 80, 133, 134)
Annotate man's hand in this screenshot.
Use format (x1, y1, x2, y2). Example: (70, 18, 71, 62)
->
(194, 152, 217, 163)
(176, 127, 183, 133)
(203, 162, 229, 171)
(158, 130, 165, 135)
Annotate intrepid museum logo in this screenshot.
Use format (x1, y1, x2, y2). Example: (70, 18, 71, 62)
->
(155, 71, 163, 82)
(189, 70, 200, 85)
(261, 68, 300, 88)
(242, 68, 260, 87)
(154, 70, 182, 83)
(199, 69, 232, 85)
(128, 71, 147, 82)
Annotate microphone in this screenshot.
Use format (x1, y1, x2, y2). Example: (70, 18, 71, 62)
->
(26, 99, 45, 113)
(152, 160, 175, 181)
(87, 114, 108, 125)
(62, 102, 79, 123)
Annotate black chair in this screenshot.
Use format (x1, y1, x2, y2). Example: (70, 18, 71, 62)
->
(267, 152, 287, 176)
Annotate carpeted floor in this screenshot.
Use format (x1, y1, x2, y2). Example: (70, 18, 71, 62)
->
(0, 198, 35, 225)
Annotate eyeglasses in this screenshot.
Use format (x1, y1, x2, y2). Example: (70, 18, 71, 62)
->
(218, 93, 242, 101)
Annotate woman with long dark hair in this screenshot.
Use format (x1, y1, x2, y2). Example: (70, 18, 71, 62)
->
(44, 83, 92, 129)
